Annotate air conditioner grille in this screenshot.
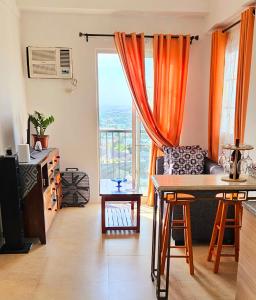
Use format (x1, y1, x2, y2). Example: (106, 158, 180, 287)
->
(27, 47, 72, 78)
(32, 64, 57, 76)
(32, 50, 56, 62)
(60, 50, 70, 68)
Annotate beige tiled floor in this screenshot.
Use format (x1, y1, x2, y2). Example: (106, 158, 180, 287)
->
(0, 204, 237, 300)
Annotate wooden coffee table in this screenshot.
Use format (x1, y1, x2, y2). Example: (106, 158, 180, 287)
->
(100, 180, 142, 233)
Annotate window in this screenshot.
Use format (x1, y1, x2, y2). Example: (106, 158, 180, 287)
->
(97, 53, 153, 194)
(219, 26, 240, 149)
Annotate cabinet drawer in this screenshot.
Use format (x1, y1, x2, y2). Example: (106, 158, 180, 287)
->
(57, 183, 63, 209)
(44, 187, 52, 209)
(53, 155, 60, 168)
(44, 201, 58, 232)
(55, 172, 61, 185)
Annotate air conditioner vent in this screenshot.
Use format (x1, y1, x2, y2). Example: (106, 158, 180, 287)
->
(32, 50, 56, 62)
(27, 47, 73, 79)
(33, 64, 57, 76)
(60, 49, 70, 68)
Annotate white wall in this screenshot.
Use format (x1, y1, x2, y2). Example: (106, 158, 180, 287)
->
(17, 0, 209, 15)
(0, 0, 27, 155)
(20, 11, 209, 201)
(207, 0, 254, 29)
(181, 35, 211, 148)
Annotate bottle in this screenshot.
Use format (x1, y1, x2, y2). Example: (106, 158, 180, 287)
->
(229, 138, 241, 179)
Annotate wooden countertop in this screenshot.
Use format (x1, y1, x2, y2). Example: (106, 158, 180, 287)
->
(152, 174, 256, 192)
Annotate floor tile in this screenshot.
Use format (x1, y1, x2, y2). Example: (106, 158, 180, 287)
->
(0, 204, 237, 300)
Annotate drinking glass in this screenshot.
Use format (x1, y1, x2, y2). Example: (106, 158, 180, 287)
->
(244, 152, 253, 170)
(218, 150, 227, 167)
(238, 151, 252, 175)
(223, 162, 230, 174)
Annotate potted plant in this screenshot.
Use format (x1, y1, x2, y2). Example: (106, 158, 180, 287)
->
(29, 111, 55, 149)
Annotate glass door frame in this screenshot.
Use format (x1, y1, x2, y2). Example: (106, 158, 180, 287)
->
(96, 49, 139, 189)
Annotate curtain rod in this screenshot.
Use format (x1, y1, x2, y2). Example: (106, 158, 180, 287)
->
(79, 32, 200, 44)
(223, 7, 255, 33)
(222, 20, 241, 33)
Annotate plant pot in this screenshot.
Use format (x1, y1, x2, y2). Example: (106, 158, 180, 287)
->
(32, 134, 49, 149)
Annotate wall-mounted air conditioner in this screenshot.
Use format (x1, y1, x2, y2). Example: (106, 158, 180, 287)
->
(26, 47, 73, 79)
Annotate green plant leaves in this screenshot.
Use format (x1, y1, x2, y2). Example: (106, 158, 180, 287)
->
(29, 111, 55, 136)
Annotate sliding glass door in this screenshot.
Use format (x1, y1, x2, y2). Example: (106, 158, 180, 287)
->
(97, 52, 153, 194)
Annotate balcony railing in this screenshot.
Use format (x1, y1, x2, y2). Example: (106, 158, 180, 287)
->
(99, 129, 133, 179)
(99, 128, 151, 194)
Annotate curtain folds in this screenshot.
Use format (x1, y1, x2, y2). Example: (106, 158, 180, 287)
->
(234, 7, 255, 143)
(114, 32, 172, 149)
(208, 30, 228, 162)
(147, 34, 190, 205)
(114, 32, 190, 206)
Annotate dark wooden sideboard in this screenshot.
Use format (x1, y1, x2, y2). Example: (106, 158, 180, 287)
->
(21, 148, 62, 244)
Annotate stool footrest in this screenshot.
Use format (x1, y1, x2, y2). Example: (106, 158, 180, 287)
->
(172, 220, 185, 224)
(214, 244, 235, 248)
(208, 199, 243, 273)
(212, 251, 236, 258)
(216, 225, 241, 229)
(169, 255, 189, 258)
(171, 226, 187, 229)
(161, 201, 194, 276)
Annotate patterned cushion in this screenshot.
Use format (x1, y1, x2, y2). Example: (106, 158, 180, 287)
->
(163, 145, 201, 174)
(168, 148, 207, 175)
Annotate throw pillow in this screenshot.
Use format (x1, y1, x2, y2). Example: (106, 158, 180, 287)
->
(163, 145, 201, 174)
(167, 147, 207, 175)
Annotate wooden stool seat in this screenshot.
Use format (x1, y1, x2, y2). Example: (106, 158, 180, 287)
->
(208, 193, 245, 273)
(161, 193, 195, 276)
(166, 193, 195, 201)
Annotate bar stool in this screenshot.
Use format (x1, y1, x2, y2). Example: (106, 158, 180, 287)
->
(161, 193, 195, 275)
(207, 192, 245, 273)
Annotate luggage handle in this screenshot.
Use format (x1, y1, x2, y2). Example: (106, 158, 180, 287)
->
(65, 168, 79, 171)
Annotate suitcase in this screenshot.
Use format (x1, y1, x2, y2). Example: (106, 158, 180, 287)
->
(61, 168, 90, 207)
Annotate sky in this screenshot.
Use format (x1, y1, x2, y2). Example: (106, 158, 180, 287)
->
(97, 53, 153, 108)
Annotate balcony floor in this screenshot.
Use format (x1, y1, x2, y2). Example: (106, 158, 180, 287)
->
(0, 204, 237, 300)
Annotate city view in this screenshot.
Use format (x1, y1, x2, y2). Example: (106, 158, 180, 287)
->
(98, 53, 153, 193)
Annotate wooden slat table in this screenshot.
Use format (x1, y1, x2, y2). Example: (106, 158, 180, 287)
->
(100, 180, 142, 233)
(150, 174, 256, 300)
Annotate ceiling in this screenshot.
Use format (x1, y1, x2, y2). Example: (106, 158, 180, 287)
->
(16, 0, 210, 17)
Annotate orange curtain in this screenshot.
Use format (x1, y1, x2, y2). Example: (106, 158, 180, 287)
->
(114, 32, 172, 149)
(234, 7, 255, 143)
(148, 35, 190, 205)
(208, 30, 228, 162)
(114, 32, 190, 206)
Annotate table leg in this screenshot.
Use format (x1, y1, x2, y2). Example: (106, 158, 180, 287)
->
(131, 201, 134, 210)
(164, 202, 173, 299)
(101, 197, 106, 234)
(156, 192, 165, 299)
(136, 197, 141, 233)
(151, 188, 158, 282)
